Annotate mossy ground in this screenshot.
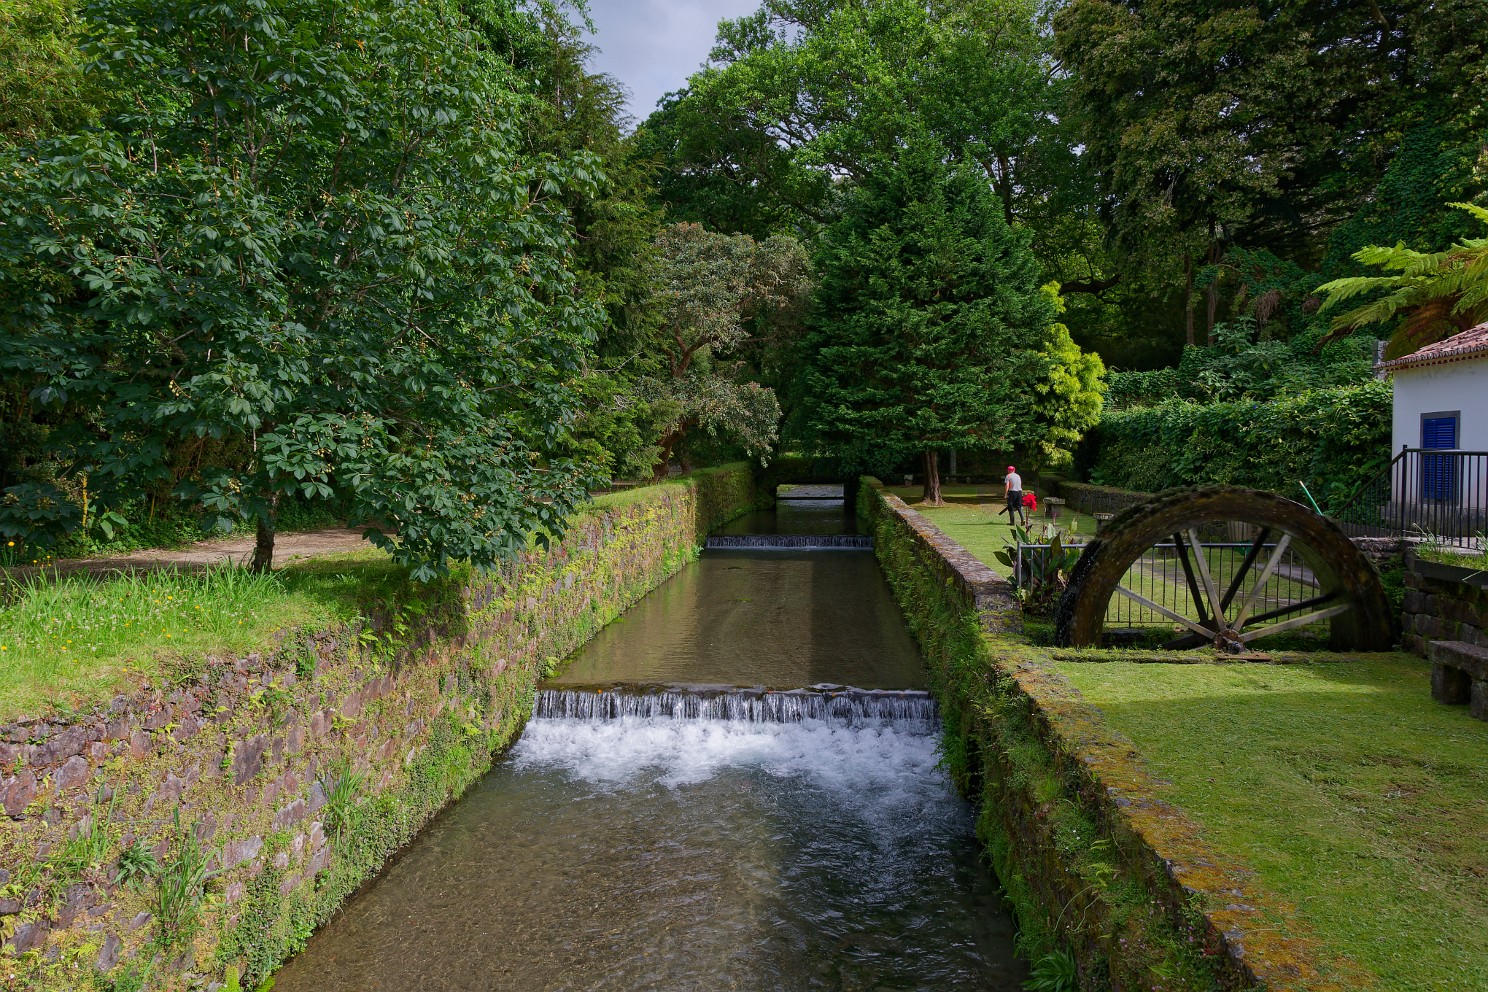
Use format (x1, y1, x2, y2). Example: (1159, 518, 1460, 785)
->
(1059, 656, 1488, 992)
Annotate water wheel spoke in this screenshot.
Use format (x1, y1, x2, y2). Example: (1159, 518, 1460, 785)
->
(1184, 528, 1228, 628)
(1219, 527, 1272, 612)
(1238, 603, 1352, 643)
(1114, 585, 1213, 639)
(1238, 591, 1341, 629)
(1231, 533, 1292, 629)
(1170, 532, 1211, 625)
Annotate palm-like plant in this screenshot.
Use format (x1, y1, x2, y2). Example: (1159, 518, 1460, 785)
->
(1316, 203, 1488, 360)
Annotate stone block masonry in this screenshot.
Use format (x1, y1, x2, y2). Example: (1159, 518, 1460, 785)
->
(0, 465, 759, 991)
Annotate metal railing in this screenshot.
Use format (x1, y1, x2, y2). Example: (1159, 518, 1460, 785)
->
(1331, 447, 1488, 550)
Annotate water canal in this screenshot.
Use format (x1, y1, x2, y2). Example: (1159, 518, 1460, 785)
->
(273, 497, 1024, 991)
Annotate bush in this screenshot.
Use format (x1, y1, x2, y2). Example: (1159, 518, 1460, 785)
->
(1079, 381, 1391, 510)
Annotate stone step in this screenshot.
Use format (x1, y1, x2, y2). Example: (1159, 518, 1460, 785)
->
(1427, 640, 1488, 719)
(1428, 639, 1488, 680)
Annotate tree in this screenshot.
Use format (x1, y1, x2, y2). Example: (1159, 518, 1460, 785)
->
(800, 144, 1099, 505)
(0, 0, 100, 147)
(1316, 203, 1488, 359)
(642, 223, 812, 478)
(637, 0, 1049, 236)
(0, 0, 603, 578)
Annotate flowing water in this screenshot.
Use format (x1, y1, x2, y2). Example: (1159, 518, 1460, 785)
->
(273, 498, 1024, 991)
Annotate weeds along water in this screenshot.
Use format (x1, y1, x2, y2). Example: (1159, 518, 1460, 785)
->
(0, 563, 365, 720)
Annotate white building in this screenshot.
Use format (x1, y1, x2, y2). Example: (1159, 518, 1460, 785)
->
(1379, 322, 1488, 524)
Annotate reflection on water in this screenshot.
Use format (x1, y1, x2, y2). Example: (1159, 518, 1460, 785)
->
(717, 498, 857, 536)
(272, 716, 1023, 992)
(550, 550, 924, 690)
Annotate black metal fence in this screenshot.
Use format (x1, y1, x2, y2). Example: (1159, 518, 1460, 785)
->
(1331, 448, 1488, 550)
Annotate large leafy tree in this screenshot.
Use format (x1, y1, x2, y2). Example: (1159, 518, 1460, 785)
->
(800, 144, 1100, 504)
(643, 222, 812, 478)
(1053, 0, 1488, 352)
(0, 0, 603, 577)
(638, 0, 1048, 237)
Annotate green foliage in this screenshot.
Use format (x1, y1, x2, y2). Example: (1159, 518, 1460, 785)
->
(1024, 946, 1080, 992)
(0, 0, 101, 147)
(0, 0, 604, 578)
(639, 0, 1047, 237)
(1107, 330, 1376, 408)
(319, 762, 366, 848)
(801, 143, 1094, 478)
(153, 810, 217, 949)
(1317, 202, 1488, 359)
(993, 526, 1083, 615)
(640, 223, 812, 476)
(1080, 382, 1392, 510)
(115, 837, 159, 891)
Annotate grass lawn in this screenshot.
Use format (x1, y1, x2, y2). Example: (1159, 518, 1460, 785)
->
(0, 551, 403, 723)
(885, 483, 1100, 577)
(1058, 657, 1488, 992)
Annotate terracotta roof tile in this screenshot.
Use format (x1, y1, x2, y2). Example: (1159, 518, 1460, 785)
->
(1379, 321, 1488, 372)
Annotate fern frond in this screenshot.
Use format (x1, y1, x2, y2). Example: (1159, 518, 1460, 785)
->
(1448, 201, 1488, 228)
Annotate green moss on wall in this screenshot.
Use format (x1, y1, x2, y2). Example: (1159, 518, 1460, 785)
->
(2, 465, 760, 991)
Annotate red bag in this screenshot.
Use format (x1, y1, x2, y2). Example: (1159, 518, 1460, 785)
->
(1022, 491, 1037, 511)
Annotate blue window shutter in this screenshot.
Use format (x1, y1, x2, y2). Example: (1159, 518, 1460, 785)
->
(1420, 416, 1459, 500)
(1422, 416, 1458, 450)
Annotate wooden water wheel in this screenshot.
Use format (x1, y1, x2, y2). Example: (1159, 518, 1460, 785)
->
(1054, 487, 1395, 652)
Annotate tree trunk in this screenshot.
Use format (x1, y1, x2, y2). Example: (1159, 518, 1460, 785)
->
(1205, 230, 1222, 346)
(1183, 249, 1196, 348)
(251, 512, 275, 574)
(921, 451, 944, 506)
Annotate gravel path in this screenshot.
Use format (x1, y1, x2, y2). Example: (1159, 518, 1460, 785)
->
(6, 528, 372, 580)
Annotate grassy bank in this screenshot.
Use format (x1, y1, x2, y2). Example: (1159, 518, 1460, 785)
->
(0, 469, 755, 724)
(1060, 656, 1488, 991)
(884, 483, 1100, 577)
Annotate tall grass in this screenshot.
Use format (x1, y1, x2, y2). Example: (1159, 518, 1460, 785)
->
(0, 562, 370, 720)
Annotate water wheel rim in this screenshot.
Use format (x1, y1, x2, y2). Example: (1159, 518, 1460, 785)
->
(1054, 486, 1395, 651)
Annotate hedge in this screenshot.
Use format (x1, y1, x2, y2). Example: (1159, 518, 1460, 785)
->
(1076, 381, 1391, 511)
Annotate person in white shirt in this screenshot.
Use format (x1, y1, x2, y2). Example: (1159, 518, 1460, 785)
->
(1003, 465, 1026, 526)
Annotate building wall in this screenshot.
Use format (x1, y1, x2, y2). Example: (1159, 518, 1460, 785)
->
(1391, 361, 1488, 453)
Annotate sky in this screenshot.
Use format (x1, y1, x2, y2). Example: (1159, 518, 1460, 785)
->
(584, 0, 762, 125)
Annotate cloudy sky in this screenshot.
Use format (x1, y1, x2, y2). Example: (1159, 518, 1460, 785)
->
(584, 0, 762, 125)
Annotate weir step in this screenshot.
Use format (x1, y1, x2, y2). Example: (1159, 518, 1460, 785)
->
(535, 686, 937, 731)
(705, 535, 873, 550)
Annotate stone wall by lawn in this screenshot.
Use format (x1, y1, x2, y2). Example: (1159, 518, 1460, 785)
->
(1401, 553, 1488, 658)
(860, 477, 1346, 992)
(0, 465, 759, 991)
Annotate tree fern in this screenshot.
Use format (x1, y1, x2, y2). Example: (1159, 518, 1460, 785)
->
(1316, 203, 1488, 359)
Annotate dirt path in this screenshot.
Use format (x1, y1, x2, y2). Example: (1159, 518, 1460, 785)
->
(7, 528, 372, 580)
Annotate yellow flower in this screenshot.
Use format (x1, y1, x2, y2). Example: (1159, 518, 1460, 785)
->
(5, 541, 12, 547)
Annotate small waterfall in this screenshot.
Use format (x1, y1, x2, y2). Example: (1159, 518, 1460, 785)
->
(535, 686, 938, 733)
(705, 535, 874, 550)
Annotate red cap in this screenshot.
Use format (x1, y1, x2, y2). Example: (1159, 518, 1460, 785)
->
(1007, 465, 1016, 471)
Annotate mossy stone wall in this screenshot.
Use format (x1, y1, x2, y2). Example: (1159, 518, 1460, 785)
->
(860, 478, 1344, 992)
(0, 465, 759, 991)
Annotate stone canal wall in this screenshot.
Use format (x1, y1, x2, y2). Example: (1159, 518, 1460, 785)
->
(0, 465, 759, 991)
(860, 479, 1343, 992)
